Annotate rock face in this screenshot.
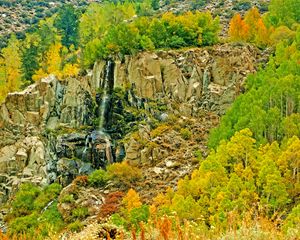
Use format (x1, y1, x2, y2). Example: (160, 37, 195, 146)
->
(0, 44, 262, 203)
(112, 43, 259, 115)
(0, 74, 97, 202)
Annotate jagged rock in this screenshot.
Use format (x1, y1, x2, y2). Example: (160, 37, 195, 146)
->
(141, 148, 151, 163)
(109, 44, 258, 115)
(125, 138, 141, 162)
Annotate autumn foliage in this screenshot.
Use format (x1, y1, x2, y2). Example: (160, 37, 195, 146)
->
(99, 191, 125, 218)
(229, 7, 272, 47)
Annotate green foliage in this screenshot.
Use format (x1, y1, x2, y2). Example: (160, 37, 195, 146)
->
(9, 213, 39, 237)
(38, 201, 65, 234)
(80, 4, 219, 66)
(129, 205, 150, 228)
(54, 4, 79, 49)
(153, 128, 299, 231)
(111, 213, 127, 226)
(33, 183, 62, 211)
(283, 204, 300, 233)
(60, 194, 75, 204)
(180, 128, 192, 140)
(71, 207, 89, 220)
(268, 0, 300, 27)
(88, 169, 110, 187)
(11, 183, 41, 217)
(7, 183, 64, 239)
(0, 34, 22, 102)
(67, 220, 84, 232)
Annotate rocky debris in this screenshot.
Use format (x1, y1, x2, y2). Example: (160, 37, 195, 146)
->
(0, 136, 47, 203)
(58, 183, 105, 223)
(123, 112, 219, 201)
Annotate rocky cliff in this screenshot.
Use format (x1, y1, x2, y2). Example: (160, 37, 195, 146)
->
(0, 44, 264, 204)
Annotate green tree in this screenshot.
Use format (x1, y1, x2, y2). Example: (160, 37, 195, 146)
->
(21, 33, 40, 83)
(268, 0, 300, 27)
(54, 4, 79, 49)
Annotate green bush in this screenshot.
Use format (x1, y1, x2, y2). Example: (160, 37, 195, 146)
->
(129, 205, 150, 228)
(9, 213, 38, 237)
(67, 220, 84, 232)
(11, 183, 41, 217)
(193, 149, 203, 161)
(283, 204, 300, 233)
(60, 194, 75, 204)
(34, 183, 62, 211)
(88, 169, 110, 187)
(111, 213, 127, 227)
(180, 128, 192, 140)
(7, 183, 64, 239)
(72, 207, 89, 220)
(38, 202, 65, 236)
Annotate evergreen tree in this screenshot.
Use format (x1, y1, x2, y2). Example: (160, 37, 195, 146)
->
(55, 5, 79, 49)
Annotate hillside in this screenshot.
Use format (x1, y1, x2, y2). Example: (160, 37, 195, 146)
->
(0, 0, 100, 48)
(0, 0, 299, 239)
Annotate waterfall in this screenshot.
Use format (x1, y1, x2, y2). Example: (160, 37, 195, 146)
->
(83, 60, 115, 166)
(203, 66, 210, 94)
(98, 60, 113, 131)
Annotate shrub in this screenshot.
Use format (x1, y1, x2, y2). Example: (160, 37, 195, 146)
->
(8, 213, 38, 237)
(111, 213, 126, 227)
(72, 207, 89, 220)
(129, 205, 150, 228)
(283, 204, 300, 233)
(99, 191, 125, 218)
(67, 220, 84, 232)
(193, 149, 203, 161)
(34, 183, 62, 211)
(72, 175, 88, 186)
(60, 194, 75, 204)
(11, 183, 41, 217)
(151, 124, 171, 138)
(233, 0, 252, 11)
(122, 189, 142, 212)
(88, 169, 110, 187)
(38, 202, 65, 235)
(107, 162, 142, 185)
(180, 128, 192, 140)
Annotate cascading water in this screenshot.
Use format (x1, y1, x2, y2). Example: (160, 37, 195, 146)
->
(98, 60, 113, 130)
(83, 60, 115, 166)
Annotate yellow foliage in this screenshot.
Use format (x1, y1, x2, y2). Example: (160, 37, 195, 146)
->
(32, 69, 48, 82)
(0, 35, 22, 102)
(62, 63, 80, 78)
(122, 189, 142, 212)
(46, 43, 62, 76)
(107, 161, 142, 185)
(32, 43, 63, 81)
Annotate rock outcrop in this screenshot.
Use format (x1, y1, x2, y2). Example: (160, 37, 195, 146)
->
(112, 43, 259, 116)
(0, 44, 264, 203)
